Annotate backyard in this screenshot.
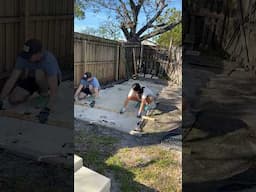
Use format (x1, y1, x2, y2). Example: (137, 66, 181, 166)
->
(75, 77, 182, 192)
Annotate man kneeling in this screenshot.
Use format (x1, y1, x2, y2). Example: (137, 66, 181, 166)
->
(0, 39, 61, 123)
(74, 72, 100, 107)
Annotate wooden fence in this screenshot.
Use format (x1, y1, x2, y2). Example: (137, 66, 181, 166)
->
(184, 0, 256, 77)
(0, 0, 74, 84)
(124, 43, 181, 78)
(74, 32, 182, 86)
(74, 33, 126, 86)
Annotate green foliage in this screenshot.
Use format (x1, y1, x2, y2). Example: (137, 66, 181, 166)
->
(75, 0, 89, 19)
(82, 22, 123, 40)
(155, 8, 182, 47)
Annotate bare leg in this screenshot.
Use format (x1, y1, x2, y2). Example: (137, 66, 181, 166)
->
(89, 85, 94, 94)
(124, 95, 140, 108)
(8, 87, 30, 105)
(78, 92, 87, 100)
(35, 69, 48, 96)
(145, 96, 154, 105)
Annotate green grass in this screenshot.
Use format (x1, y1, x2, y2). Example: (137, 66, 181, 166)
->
(75, 131, 181, 192)
(105, 146, 181, 192)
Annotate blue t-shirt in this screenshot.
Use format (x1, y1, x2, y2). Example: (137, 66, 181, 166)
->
(80, 77, 100, 89)
(15, 51, 61, 79)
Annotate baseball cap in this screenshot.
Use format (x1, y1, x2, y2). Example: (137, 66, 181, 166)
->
(83, 72, 92, 80)
(20, 39, 43, 60)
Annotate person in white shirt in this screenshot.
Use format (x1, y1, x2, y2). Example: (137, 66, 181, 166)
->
(120, 83, 156, 118)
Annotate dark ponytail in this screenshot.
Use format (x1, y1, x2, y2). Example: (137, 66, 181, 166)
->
(132, 83, 141, 92)
(138, 87, 145, 95)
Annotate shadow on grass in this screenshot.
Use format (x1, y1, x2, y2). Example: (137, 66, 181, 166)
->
(0, 152, 73, 192)
(75, 132, 157, 192)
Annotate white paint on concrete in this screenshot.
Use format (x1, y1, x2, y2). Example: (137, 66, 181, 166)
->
(74, 79, 165, 134)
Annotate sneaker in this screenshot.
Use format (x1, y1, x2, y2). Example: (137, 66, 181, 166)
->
(120, 107, 126, 114)
(133, 126, 143, 132)
(89, 100, 96, 108)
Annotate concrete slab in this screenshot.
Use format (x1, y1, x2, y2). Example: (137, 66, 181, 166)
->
(1, 81, 73, 129)
(74, 155, 83, 172)
(75, 166, 111, 192)
(74, 79, 166, 134)
(0, 116, 73, 165)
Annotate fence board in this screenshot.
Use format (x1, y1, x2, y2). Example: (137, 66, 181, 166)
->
(74, 33, 182, 86)
(74, 33, 125, 86)
(0, 0, 74, 81)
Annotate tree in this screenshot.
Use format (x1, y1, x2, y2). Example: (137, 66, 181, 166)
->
(75, 0, 181, 42)
(75, 0, 89, 19)
(98, 22, 123, 40)
(81, 22, 123, 40)
(155, 8, 181, 47)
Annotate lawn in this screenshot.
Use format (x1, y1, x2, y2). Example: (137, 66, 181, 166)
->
(75, 120, 181, 192)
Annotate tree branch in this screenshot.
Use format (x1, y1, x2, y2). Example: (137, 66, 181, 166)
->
(121, 24, 131, 39)
(149, 23, 167, 28)
(140, 21, 181, 41)
(137, 3, 168, 36)
(129, 0, 142, 33)
(129, 0, 136, 11)
(119, 0, 133, 22)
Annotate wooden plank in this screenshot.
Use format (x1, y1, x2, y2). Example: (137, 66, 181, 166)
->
(0, 24, 5, 73)
(0, 17, 21, 24)
(115, 45, 120, 80)
(24, 0, 29, 40)
(133, 48, 137, 76)
(28, 15, 73, 21)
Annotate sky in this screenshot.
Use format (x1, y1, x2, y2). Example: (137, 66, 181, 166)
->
(74, 0, 182, 34)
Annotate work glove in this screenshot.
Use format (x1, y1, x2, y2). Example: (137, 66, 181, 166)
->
(38, 107, 50, 124)
(137, 111, 142, 118)
(120, 107, 126, 114)
(134, 101, 141, 108)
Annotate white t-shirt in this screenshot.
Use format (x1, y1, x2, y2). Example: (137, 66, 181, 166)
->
(128, 86, 155, 99)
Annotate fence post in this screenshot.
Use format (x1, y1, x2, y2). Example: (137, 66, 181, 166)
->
(115, 44, 120, 81)
(24, 0, 30, 41)
(139, 44, 144, 72)
(120, 43, 128, 79)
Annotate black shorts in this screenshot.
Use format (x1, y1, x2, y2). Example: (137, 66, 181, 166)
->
(82, 87, 92, 95)
(17, 77, 39, 95)
(16, 77, 61, 95)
